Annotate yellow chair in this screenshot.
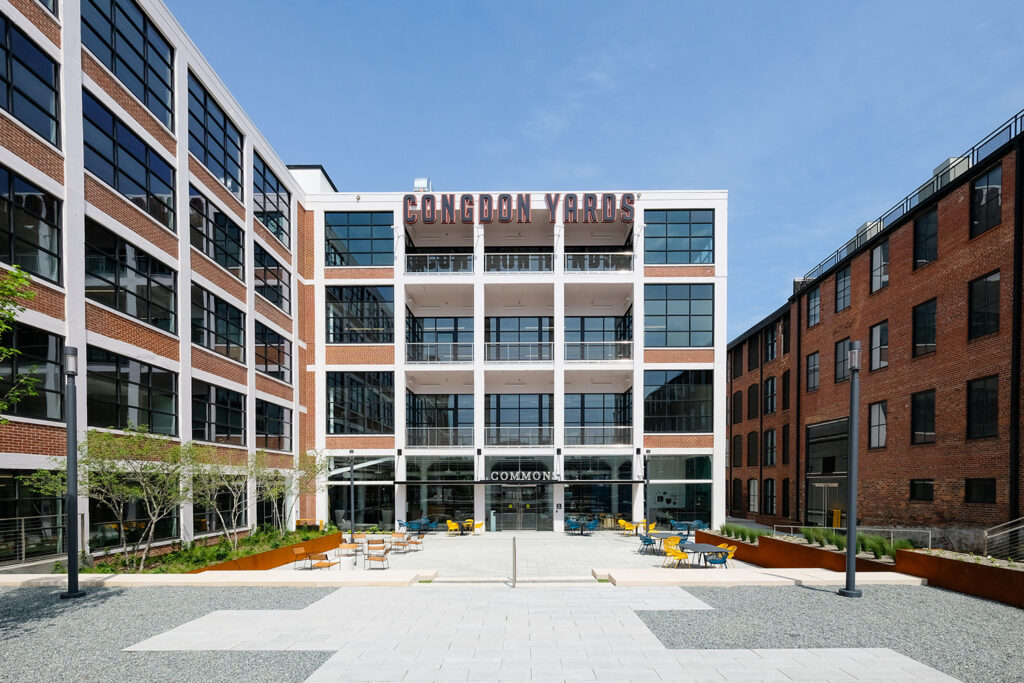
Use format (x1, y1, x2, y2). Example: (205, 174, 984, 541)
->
(473, 521, 484, 535)
(660, 536, 682, 566)
(446, 520, 460, 536)
(663, 546, 689, 568)
(726, 544, 738, 567)
(647, 522, 657, 533)
(620, 520, 637, 536)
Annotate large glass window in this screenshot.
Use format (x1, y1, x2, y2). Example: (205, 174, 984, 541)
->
(869, 401, 886, 448)
(643, 369, 713, 433)
(966, 375, 998, 439)
(643, 209, 713, 264)
(643, 283, 713, 347)
(485, 393, 553, 446)
(911, 389, 936, 445)
(564, 483, 632, 523)
(835, 265, 850, 312)
(327, 483, 395, 530)
(324, 211, 394, 266)
(191, 285, 245, 362)
(0, 322, 62, 420)
(834, 338, 850, 383)
(252, 152, 290, 244)
(0, 161, 61, 282)
(485, 316, 553, 361)
(871, 240, 889, 292)
(763, 377, 776, 414)
(870, 321, 888, 371)
(405, 484, 474, 523)
(328, 456, 394, 482)
(910, 479, 933, 502)
(806, 287, 820, 327)
(405, 456, 475, 481)
(193, 482, 245, 535)
(0, 13, 59, 145)
(83, 90, 175, 230)
(192, 380, 244, 446)
(406, 315, 473, 362)
(86, 346, 176, 435)
(647, 482, 711, 525)
(325, 286, 394, 344)
(806, 352, 819, 391)
(968, 271, 1000, 339)
(326, 371, 394, 435)
(647, 454, 711, 480)
(565, 455, 634, 481)
(255, 399, 291, 451)
(254, 321, 291, 383)
(85, 219, 176, 332)
(565, 314, 632, 360)
(187, 72, 243, 200)
(747, 384, 758, 420)
(565, 392, 632, 445)
(913, 299, 937, 356)
(971, 165, 1001, 237)
(253, 243, 290, 313)
(762, 478, 775, 515)
(189, 185, 243, 279)
(747, 432, 758, 466)
(914, 207, 938, 269)
(763, 324, 777, 361)
(81, 0, 174, 127)
(747, 479, 758, 513)
(406, 393, 473, 447)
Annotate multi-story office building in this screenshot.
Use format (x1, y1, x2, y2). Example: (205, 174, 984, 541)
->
(0, 0, 728, 558)
(728, 110, 1024, 547)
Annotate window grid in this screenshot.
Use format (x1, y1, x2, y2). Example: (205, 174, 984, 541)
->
(0, 13, 60, 145)
(192, 379, 245, 446)
(871, 240, 889, 292)
(189, 185, 243, 280)
(0, 322, 63, 420)
(763, 377, 776, 414)
(914, 207, 937, 269)
(966, 375, 998, 439)
(255, 398, 291, 452)
(835, 265, 850, 312)
(326, 371, 394, 435)
(254, 321, 291, 384)
(324, 211, 394, 266)
(870, 321, 888, 371)
(869, 401, 887, 449)
(188, 72, 243, 200)
(763, 429, 776, 466)
(326, 286, 395, 344)
(762, 478, 775, 515)
(834, 338, 850, 382)
(84, 219, 176, 332)
(254, 242, 291, 313)
(968, 271, 1000, 339)
(806, 352, 819, 391)
(83, 90, 175, 230)
(970, 165, 1001, 237)
(191, 285, 245, 362)
(643, 209, 714, 264)
(252, 152, 291, 244)
(807, 287, 820, 327)
(643, 283, 713, 348)
(81, 0, 174, 128)
(911, 389, 936, 445)
(913, 299, 937, 357)
(86, 346, 177, 435)
(763, 324, 777, 361)
(643, 369, 713, 433)
(747, 479, 758, 513)
(910, 479, 934, 502)
(0, 161, 61, 283)
(746, 432, 758, 467)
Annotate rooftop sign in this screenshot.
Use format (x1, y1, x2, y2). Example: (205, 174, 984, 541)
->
(403, 192, 635, 225)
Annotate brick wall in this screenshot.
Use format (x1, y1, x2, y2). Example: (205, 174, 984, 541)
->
(644, 265, 715, 278)
(254, 297, 291, 332)
(323, 267, 393, 280)
(9, 0, 60, 47)
(84, 175, 177, 257)
(643, 348, 714, 363)
(254, 219, 291, 264)
(24, 280, 65, 320)
(643, 434, 714, 449)
(190, 248, 247, 303)
(0, 421, 66, 457)
(0, 110, 62, 184)
(85, 303, 179, 361)
(325, 436, 395, 450)
(324, 345, 395, 365)
(255, 373, 293, 402)
(192, 347, 247, 386)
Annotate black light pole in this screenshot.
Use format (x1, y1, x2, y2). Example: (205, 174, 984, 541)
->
(349, 451, 356, 567)
(839, 341, 863, 598)
(60, 347, 85, 600)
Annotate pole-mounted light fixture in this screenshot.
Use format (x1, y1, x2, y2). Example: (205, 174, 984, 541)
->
(60, 346, 84, 600)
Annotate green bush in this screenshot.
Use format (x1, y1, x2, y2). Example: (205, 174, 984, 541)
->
(800, 527, 815, 544)
(833, 532, 847, 552)
(894, 538, 914, 551)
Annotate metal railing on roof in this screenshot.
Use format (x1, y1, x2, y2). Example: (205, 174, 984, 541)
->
(804, 107, 1024, 281)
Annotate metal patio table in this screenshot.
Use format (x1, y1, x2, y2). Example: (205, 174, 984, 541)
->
(681, 541, 728, 567)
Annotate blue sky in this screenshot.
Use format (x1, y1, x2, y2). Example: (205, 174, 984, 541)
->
(169, 0, 1024, 338)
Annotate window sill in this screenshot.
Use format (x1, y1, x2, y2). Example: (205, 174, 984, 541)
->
(0, 105, 63, 154)
(194, 440, 248, 450)
(869, 365, 889, 373)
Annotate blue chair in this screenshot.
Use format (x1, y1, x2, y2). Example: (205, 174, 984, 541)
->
(583, 519, 599, 535)
(705, 549, 728, 568)
(565, 519, 582, 534)
(427, 521, 439, 534)
(407, 520, 421, 533)
(669, 521, 687, 531)
(691, 520, 707, 531)
(396, 519, 406, 531)
(638, 534, 657, 554)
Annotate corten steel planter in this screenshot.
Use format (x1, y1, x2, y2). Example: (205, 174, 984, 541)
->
(893, 549, 1024, 609)
(695, 530, 890, 572)
(189, 532, 343, 572)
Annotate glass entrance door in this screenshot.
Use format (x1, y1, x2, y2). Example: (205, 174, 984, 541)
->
(495, 485, 552, 531)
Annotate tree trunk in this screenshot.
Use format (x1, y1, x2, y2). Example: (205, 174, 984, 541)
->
(137, 522, 157, 573)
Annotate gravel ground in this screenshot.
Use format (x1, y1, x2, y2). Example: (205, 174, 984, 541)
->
(0, 586, 334, 682)
(638, 584, 1024, 683)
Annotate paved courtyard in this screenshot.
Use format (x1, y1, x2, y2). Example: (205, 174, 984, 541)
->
(2, 582, 1022, 682)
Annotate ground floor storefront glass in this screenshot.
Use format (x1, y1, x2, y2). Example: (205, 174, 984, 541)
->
(328, 484, 395, 530)
(564, 484, 632, 526)
(645, 482, 712, 525)
(485, 484, 553, 531)
(405, 484, 474, 523)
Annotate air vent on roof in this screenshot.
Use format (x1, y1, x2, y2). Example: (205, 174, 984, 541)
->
(413, 177, 432, 192)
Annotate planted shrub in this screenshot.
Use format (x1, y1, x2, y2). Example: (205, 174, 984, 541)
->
(801, 527, 816, 544)
(894, 538, 914, 551)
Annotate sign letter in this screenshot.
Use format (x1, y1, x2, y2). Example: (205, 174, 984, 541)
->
(403, 194, 418, 224)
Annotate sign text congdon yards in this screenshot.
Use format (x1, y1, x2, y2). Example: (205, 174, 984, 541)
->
(403, 192, 635, 225)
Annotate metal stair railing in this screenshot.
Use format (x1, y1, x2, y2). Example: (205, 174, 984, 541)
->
(983, 516, 1024, 560)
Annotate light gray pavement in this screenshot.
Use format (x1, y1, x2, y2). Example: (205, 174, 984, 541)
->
(126, 584, 957, 682)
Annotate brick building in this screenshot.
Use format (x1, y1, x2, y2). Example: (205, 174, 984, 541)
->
(728, 111, 1024, 548)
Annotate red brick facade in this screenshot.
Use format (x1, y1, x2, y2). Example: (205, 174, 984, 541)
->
(85, 175, 178, 258)
(323, 267, 393, 280)
(325, 435, 396, 450)
(0, 110, 63, 184)
(254, 219, 291, 263)
(85, 303, 179, 361)
(0, 421, 66, 457)
(9, 0, 61, 47)
(643, 434, 714, 449)
(25, 280, 65, 320)
(644, 348, 714, 364)
(189, 155, 245, 220)
(254, 296, 291, 332)
(255, 373, 293, 402)
(192, 347, 247, 386)
(644, 265, 715, 278)
(190, 247, 247, 304)
(324, 345, 395, 365)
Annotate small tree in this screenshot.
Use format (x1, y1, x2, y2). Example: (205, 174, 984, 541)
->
(22, 426, 196, 572)
(0, 267, 38, 424)
(190, 444, 250, 549)
(252, 449, 327, 532)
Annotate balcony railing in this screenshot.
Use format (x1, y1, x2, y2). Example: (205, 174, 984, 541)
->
(485, 426, 554, 446)
(804, 106, 1024, 281)
(565, 341, 632, 361)
(564, 426, 634, 446)
(406, 342, 473, 363)
(406, 253, 473, 274)
(485, 253, 553, 272)
(0, 514, 82, 565)
(565, 252, 633, 272)
(486, 342, 553, 362)
(406, 427, 474, 447)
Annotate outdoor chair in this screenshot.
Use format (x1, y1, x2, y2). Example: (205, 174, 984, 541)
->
(705, 550, 728, 568)
(396, 519, 406, 531)
(427, 521, 439, 534)
(638, 534, 657, 554)
(292, 546, 309, 569)
(565, 519, 581, 534)
(408, 533, 425, 551)
(391, 533, 410, 553)
(619, 520, 637, 536)
(663, 546, 689, 569)
(583, 519, 599, 535)
(446, 520, 460, 536)
(407, 520, 422, 533)
(307, 551, 337, 570)
(473, 521, 484, 535)
(365, 546, 391, 570)
(337, 543, 360, 559)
